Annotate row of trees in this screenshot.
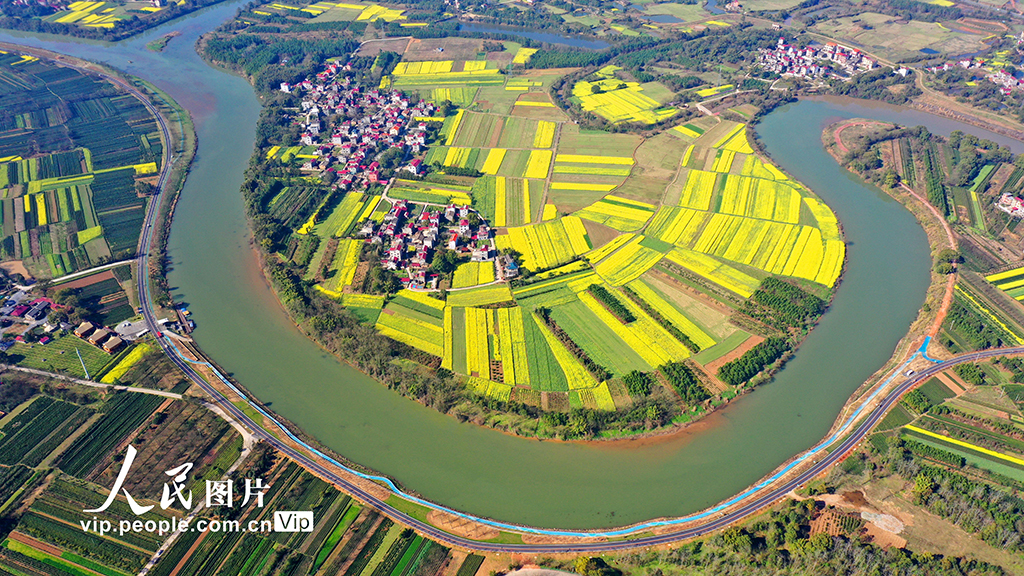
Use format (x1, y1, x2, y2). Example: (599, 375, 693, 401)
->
(588, 284, 635, 323)
(883, 436, 1024, 553)
(536, 307, 613, 382)
(718, 337, 790, 387)
(741, 277, 826, 333)
(660, 362, 710, 405)
(622, 285, 700, 353)
(945, 299, 1017, 351)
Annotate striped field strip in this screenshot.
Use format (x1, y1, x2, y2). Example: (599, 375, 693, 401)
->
(905, 425, 1024, 466)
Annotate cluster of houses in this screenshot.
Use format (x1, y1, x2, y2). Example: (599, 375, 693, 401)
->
(759, 37, 878, 79)
(358, 200, 511, 288)
(73, 321, 123, 354)
(997, 193, 1024, 218)
(926, 57, 1023, 96)
(1, 297, 50, 322)
(279, 62, 525, 290)
(985, 70, 1023, 96)
(925, 58, 984, 74)
(280, 63, 437, 190)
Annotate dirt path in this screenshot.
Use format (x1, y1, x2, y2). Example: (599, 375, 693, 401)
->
(832, 120, 880, 155)
(167, 530, 207, 576)
(898, 182, 958, 337)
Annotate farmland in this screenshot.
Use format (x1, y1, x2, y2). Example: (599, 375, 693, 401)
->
(255, 56, 845, 429)
(308, 72, 841, 416)
(142, 456, 458, 576)
(0, 378, 472, 576)
(9, 333, 116, 378)
(0, 377, 248, 576)
(986, 266, 1024, 302)
(0, 54, 163, 278)
(570, 66, 679, 125)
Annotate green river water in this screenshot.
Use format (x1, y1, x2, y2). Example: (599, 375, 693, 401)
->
(1, 6, 1020, 529)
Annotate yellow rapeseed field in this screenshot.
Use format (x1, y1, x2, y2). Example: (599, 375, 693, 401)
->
(524, 150, 552, 179)
(533, 121, 556, 148)
(480, 148, 506, 175)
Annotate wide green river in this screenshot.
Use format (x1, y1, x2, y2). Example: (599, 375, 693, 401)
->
(2, 4, 1021, 529)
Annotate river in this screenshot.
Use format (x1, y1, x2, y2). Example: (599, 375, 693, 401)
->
(0, 9, 1018, 529)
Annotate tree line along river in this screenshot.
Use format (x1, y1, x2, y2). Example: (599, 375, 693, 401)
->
(1, 4, 1020, 529)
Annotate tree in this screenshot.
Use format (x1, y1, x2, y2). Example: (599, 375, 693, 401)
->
(623, 370, 652, 397)
(882, 167, 900, 188)
(430, 248, 459, 275)
(135, 180, 156, 196)
(936, 248, 962, 263)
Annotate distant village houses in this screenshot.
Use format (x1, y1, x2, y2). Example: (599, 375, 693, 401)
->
(279, 63, 436, 192)
(759, 37, 878, 80)
(997, 193, 1024, 218)
(278, 61, 513, 289)
(926, 57, 1022, 96)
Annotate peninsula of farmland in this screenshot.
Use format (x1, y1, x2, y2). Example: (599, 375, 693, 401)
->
(247, 53, 845, 436)
(0, 54, 165, 279)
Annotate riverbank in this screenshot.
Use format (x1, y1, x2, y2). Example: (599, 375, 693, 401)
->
(819, 118, 958, 416)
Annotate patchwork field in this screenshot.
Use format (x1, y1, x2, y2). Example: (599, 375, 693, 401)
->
(0, 54, 163, 278)
(986, 266, 1024, 301)
(303, 59, 845, 413)
(571, 66, 679, 125)
(42, 0, 171, 30)
(811, 12, 987, 60)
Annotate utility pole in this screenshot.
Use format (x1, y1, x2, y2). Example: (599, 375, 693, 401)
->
(76, 347, 89, 380)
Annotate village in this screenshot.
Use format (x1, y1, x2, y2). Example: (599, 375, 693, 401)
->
(758, 36, 880, 79)
(923, 33, 1024, 96)
(282, 62, 515, 290)
(281, 63, 437, 190)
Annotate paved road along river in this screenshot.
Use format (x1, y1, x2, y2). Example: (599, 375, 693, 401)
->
(0, 7, 1020, 529)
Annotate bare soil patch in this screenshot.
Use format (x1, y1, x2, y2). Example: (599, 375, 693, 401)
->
(518, 93, 553, 102)
(863, 521, 907, 549)
(704, 334, 764, 372)
(510, 105, 570, 121)
(354, 37, 411, 57)
(56, 269, 116, 290)
(935, 371, 966, 396)
(9, 532, 64, 557)
(579, 219, 620, 251)
(0, 260, 30, 279)
(403, 37, 482, 61)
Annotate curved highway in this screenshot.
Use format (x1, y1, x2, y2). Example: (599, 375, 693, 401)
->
(79, 49, 1024, 552)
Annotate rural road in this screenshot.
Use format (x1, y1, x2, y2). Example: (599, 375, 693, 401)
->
(33, 47, 1020, 552)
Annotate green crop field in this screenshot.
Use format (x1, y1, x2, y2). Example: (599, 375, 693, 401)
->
(0, 55, 163, 277)
(9, 334, 115, 378)
(550, 299, 651, 374)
